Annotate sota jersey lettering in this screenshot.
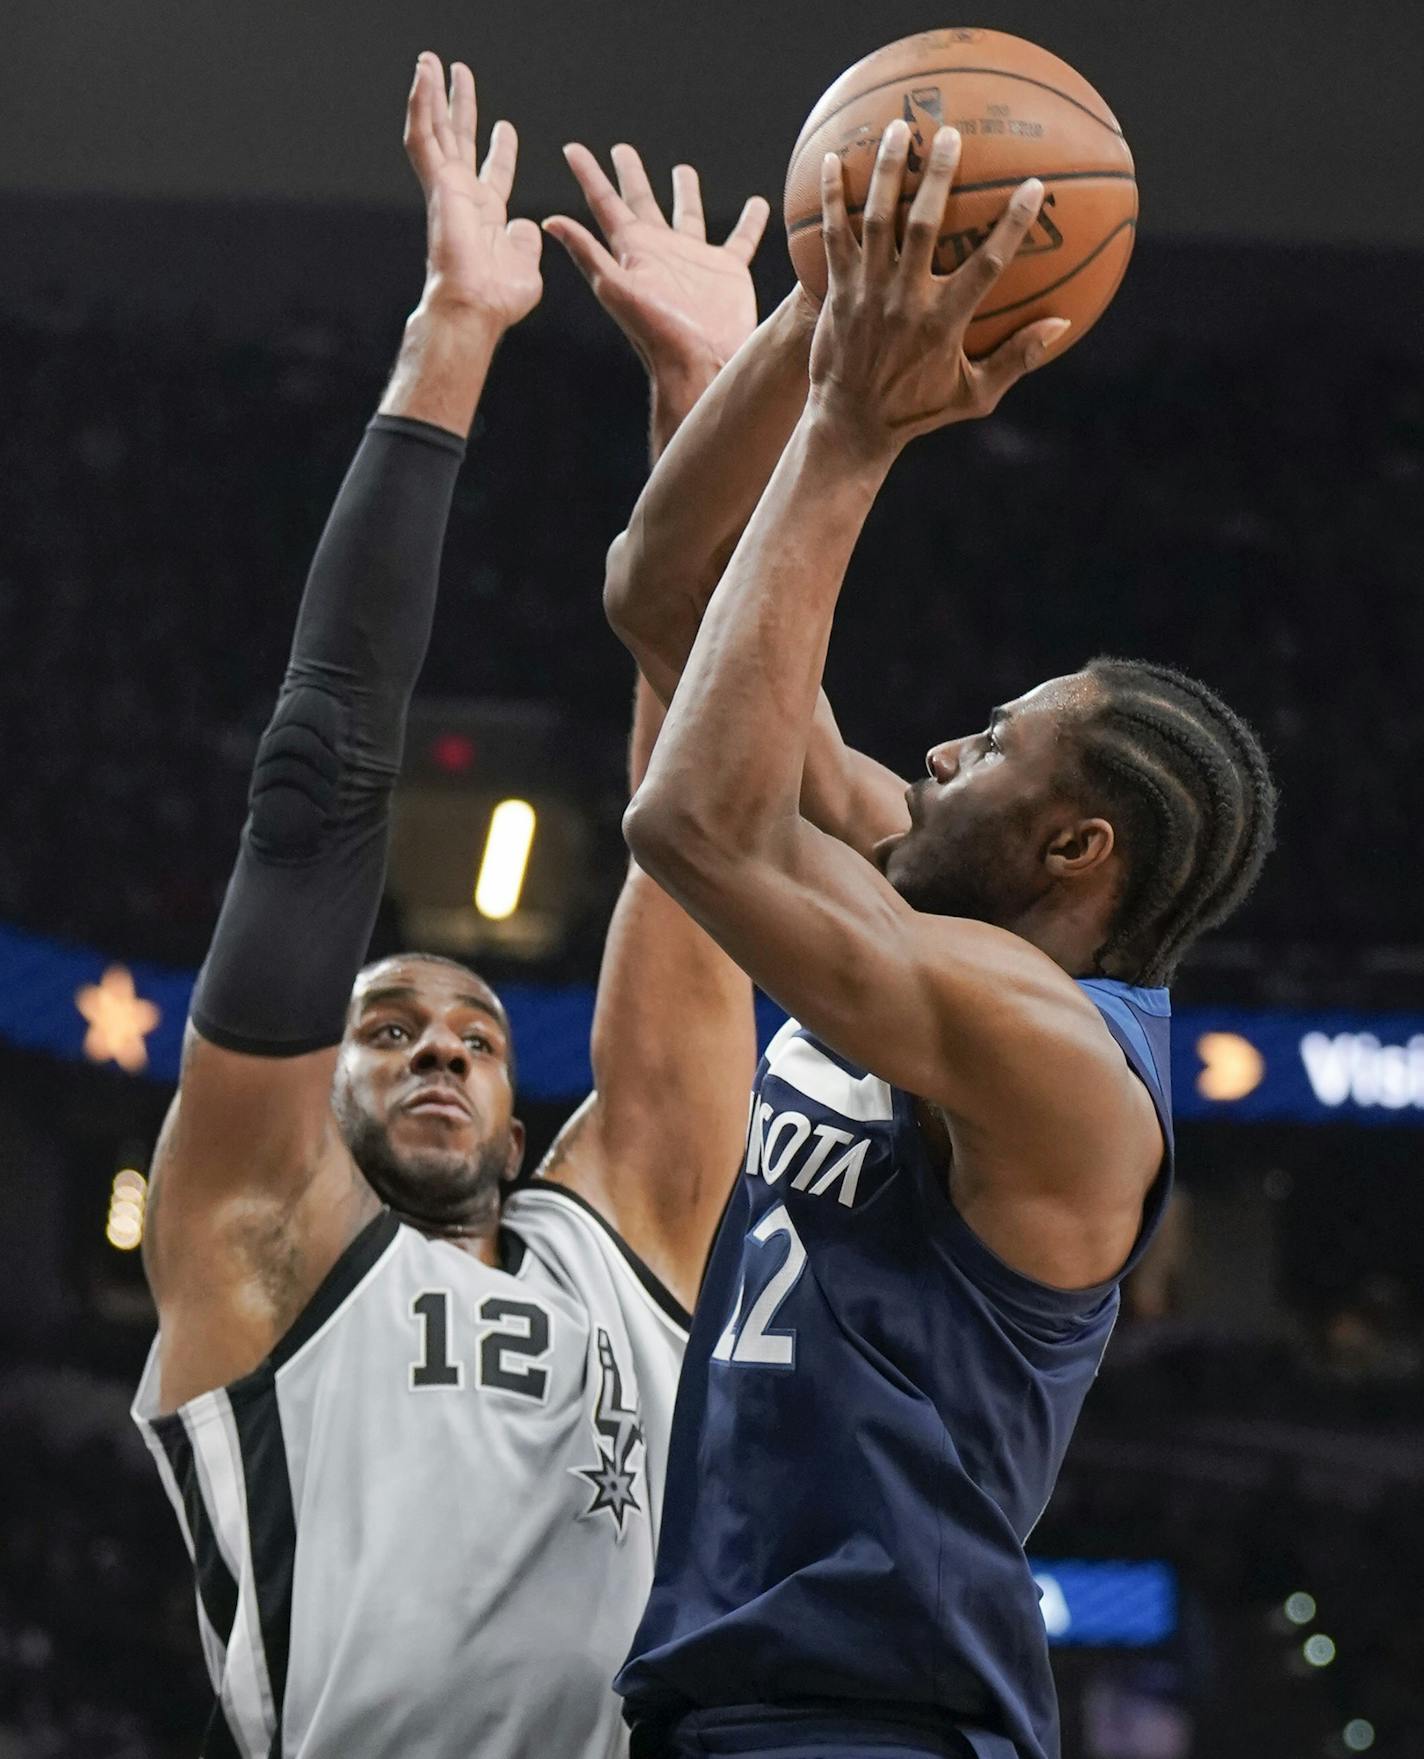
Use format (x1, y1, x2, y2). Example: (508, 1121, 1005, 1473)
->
(132, 1183, 688, 1759)
(617, 980, 1173, 1759)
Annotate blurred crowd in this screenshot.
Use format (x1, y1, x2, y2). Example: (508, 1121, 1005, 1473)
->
(0, 287, 1419, 985)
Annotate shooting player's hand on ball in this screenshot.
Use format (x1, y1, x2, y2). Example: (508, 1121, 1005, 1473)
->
(405, 54, 542, 333)
(546, 144, 769, 385)
(808, 120, 1070, 460)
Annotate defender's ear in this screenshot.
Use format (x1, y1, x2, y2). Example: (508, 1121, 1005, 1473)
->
(503, 1117, 528, 1184)
(1044, 817, 1115, 879)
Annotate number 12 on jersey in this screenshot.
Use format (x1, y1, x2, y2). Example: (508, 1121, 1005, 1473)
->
(712, 1203, 807, 1370)
(410, 1289, 553, 1401)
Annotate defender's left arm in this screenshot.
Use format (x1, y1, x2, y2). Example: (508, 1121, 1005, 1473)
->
(625, 126, 1157, 1283)
(537, 148, 762, 1310)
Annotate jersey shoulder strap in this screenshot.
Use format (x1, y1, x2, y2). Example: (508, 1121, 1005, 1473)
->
(1075, 977, 1173, 1135)
(1075, 977, 1175, 1280)
(505, 1181, 691, 1335)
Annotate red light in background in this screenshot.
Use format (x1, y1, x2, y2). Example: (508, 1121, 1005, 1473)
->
(430, 732, 477, 775)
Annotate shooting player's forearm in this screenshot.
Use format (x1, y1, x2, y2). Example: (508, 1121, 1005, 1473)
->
(604, 291, 817, 677)
(617, 307, 911, 861)
(627, 410, 887, 876)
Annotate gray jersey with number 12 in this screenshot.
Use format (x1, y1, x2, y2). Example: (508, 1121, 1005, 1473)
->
(132, 1181, 688, 1758)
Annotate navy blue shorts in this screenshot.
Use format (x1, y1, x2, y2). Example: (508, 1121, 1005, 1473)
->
(630, 1703, 974, 1758)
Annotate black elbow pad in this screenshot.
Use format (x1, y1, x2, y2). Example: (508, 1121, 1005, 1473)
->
(247, 684, 347, 863)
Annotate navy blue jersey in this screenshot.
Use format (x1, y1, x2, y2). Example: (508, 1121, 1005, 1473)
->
(617, 979, 1173, 1759)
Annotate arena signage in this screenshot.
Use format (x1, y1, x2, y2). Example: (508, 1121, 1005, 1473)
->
(1030, 1558, 1177, 1647)
(0, 923, 1420, 1125)
(1176, 1008, 1424, 1124)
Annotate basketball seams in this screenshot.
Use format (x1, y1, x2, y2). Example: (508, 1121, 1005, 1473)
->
(782, 213, 1137, 324)
(791, 64, 1125, 164)
(785, 37, 1136, 344)
(967, 218, 1136, 325)
(785, 171, 1139, 239)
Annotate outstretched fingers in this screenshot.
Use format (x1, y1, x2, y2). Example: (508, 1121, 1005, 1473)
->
(860, 120, 910, 276)
(670, 163, 706, 238)
(479, 119, 519, 204)
(611, 143, 665, 224)
(723, 193, 771, 264)
(973, 315, 1073, 408)
(427, 58, 459, 164)
(820, 151, 858, 288)
(900, 127, 961, 280)
(561, 142, 636, 242)
(505, 217, 544, 268)
(447, 61, 478, 169)
(955, 177, 1045, 307)
(541, 214, 622, 288)
(404, 53, 444, 183)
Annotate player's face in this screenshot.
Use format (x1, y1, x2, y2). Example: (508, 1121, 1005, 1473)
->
(874, 673, 1099, 926)
(333, 958, 524, 1229)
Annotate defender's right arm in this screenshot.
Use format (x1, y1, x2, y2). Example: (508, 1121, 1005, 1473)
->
(144, 57, 542, 1412)
(547, 157, 909, 860)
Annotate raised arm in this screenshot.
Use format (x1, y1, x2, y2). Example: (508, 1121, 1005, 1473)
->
(144, 56, 543, 1411)
(538, 148, 760, 1309)
(624, 124, 1159, 1290)
(547, 151, 909, 861)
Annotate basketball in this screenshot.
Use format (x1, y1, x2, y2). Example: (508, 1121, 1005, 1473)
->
(784, 28, 1137, 355)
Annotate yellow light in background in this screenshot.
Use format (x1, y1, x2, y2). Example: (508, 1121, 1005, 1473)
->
(474, 800, 536, 921)
(76, 965, 161, 1073)
(1195, 1031, 1266, 1102)
(106, 1167, 148, 1252)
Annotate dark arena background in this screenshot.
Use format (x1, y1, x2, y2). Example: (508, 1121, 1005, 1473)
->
(2, 3, 1423, 1755)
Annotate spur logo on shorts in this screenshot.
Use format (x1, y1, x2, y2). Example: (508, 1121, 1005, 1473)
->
(570, 1328, 645, 1535)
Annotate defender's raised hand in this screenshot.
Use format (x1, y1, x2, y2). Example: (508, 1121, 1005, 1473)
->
(809, 121, 1069, 458)
(545, 143, 769, 380)
(405, 53, 542, 330)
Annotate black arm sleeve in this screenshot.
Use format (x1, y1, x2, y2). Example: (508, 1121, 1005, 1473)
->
(190, 414, 465, 1056)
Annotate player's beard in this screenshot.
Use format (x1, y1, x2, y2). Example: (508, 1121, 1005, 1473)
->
(887, 798, 1050, 929)
(890, 838, 1003, 923)
(341, 1108, 512, 1235)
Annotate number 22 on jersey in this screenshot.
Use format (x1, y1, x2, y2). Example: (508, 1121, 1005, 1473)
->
(711, 1203, 807, 1369)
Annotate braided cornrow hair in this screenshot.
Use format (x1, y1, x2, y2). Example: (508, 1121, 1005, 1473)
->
(1070, 658, 1278, 986)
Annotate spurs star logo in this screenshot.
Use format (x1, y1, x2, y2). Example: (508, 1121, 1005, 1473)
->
(571, 1328, 645, 1534)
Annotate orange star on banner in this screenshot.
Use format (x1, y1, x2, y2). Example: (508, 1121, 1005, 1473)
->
(75, 965, 162, 1073)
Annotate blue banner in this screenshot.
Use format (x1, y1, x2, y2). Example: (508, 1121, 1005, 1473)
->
(1030, 1558, 1177, 1647)
(1, 921, 1421, 1123)
(1183, 1007, 1424, 1123)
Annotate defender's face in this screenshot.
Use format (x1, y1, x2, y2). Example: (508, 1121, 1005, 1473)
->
(334, 957, 523, 1215)
(875, 674, 1096, 924)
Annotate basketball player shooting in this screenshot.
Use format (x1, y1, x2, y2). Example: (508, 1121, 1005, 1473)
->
(132, 55, 762, 1759)
(600, 124, 1278, 1759)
